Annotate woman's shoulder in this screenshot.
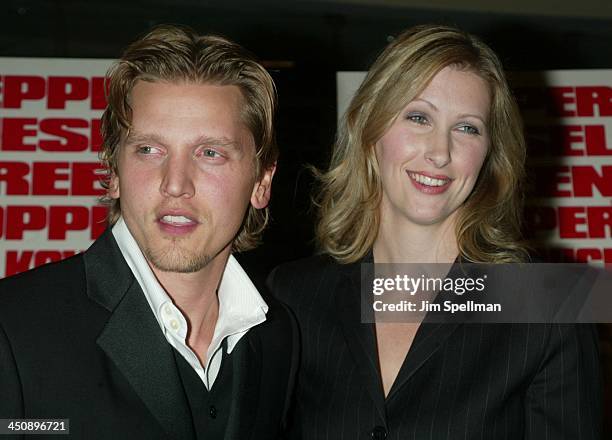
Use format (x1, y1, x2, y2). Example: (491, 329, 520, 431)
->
(266, 254, 351, 304)
(268, 254, 338, 287)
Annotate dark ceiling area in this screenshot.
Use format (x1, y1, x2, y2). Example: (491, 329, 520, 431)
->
(3, 0, 612, 68)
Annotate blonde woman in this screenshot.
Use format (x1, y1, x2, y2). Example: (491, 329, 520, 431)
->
(269, 25, 601, 439)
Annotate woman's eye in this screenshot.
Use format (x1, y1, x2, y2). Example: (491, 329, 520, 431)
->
(407, 113, 428, 125)
(458, 125, 481, 135)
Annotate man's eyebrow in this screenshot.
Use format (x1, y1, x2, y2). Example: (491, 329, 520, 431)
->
(195, 136, 242, 149)
(124, 132, 242, 150)
(124, 131, 165, 145)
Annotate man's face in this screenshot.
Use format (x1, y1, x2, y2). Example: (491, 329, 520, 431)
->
(109, 81, 274, 273)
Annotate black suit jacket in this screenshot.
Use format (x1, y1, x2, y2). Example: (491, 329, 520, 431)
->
(268, 255, 602, 440)
(0, 229, 298, 440)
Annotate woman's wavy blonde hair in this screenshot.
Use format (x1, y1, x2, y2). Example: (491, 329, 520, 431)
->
(316, 24, 528, 263)
(100, 24, 277, 252)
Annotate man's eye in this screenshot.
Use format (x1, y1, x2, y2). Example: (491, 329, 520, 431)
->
(202, 149, 220, 158)
(458, 125, 481, 135)
(137, 145, 156, 154)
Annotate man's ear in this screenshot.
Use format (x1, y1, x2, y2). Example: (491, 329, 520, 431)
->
(109, 172, 120, 200)
(250, 162, 276, 209)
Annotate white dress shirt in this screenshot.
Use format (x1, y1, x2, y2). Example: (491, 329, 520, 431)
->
(112, 217, 268, 389)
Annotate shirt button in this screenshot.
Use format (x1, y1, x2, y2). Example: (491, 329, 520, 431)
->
(209, 405, 217, 419)
(371, 426, 387, 440)
(170, 319, 179, 330)
(164, 304, 172, 315)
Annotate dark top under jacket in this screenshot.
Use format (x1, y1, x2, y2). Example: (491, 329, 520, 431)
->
(268, 254, 602, 440)
(0, 229, 298, 440)
(173, 341, 232, 439)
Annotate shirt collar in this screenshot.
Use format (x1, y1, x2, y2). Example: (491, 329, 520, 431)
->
(111, 217, 268, 356)
(216, 254, 268, 353)
(112, 217, 169, 331)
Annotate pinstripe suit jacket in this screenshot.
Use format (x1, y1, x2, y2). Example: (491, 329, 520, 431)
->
(268, 255, 602, 440)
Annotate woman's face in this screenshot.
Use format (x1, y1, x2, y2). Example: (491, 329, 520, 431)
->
(375, 65, 490, 229)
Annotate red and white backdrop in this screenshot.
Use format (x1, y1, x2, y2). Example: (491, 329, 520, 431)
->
(513, 71, 612, 267)
(0, 61, 611, 278)
(337, 70, 612, 268)
(0, 58, 113, 278)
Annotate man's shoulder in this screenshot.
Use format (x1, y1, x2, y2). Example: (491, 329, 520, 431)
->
(0, 255, 95, 334)
(0, 227, 121, 302)
(253, 294, 294, 342)
(0, 253, 86, 309)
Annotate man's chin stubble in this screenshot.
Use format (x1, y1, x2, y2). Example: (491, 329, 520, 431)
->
(145, 245, 212, 274)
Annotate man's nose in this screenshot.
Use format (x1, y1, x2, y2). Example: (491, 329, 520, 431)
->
(159, 153, 196, 198)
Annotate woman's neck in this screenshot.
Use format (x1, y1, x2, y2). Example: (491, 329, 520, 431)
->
(373, 213, 459, 264)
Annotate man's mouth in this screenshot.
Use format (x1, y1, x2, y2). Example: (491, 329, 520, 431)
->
(157, 212, 200, 235)
(160, 215, 197, 226)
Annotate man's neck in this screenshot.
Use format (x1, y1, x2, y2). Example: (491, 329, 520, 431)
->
(150, 248, 231, 364)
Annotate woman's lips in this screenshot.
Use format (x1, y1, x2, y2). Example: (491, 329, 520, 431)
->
(407, 171, 452, 194)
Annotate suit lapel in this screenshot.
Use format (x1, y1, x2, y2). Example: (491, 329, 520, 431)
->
(224, 331, 262, 440)
(386, 262, 466, 401)
(337, 253, 462, 407)
(84, 229, 193, 440)
(386, 322, 460, 401)
(335, 258, 386, 421)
